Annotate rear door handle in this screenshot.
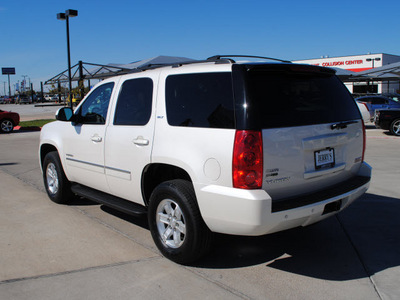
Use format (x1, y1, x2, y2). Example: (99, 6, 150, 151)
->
(133, 136, 149, 146)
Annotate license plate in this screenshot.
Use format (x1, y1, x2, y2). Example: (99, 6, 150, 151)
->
(315, 148, 335, 170)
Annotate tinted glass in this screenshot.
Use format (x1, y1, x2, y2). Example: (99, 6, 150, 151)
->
(79, 82, 114, 124)
(166, 73, 235, 128)
(114, 78, 153, 126)
(371, 97, 387, 105)
(242, 68, 360, 129)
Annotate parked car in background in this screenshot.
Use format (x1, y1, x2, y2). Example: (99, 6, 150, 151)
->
(356, 95, 400, 121)
(374, 109, 400, 136)
(16, 95, 32, 105)
(381, 93, 400, 101)
(0, 109, 20, 133)
(2, 97, 13, 104)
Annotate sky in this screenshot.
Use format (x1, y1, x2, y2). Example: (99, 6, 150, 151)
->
(1, 0, 399, 94)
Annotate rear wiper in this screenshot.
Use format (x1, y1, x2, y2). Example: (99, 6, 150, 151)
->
(330, 121, 358, 130)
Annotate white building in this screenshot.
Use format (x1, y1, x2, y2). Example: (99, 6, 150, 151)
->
(293, 53, 400, 94)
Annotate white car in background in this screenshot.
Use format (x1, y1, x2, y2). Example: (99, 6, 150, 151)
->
(356, 101, 371, 124)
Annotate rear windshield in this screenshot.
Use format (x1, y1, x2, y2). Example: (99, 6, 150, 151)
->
(237, 65, 361, 129)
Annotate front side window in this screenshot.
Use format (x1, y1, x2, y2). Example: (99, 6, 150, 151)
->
(165, 73, 235, 129)
(114, 78, 153, 126)
(78, 82, 114, 124)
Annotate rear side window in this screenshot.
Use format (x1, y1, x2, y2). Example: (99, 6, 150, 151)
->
(114, 78, 153, 126)
(166, 73, 235, 129)
(370, 97, 387, 105)
(243, 68, 360, 129)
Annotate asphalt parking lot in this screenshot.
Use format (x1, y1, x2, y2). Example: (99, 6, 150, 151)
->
(1, 103, 62, 122)
(0, 105, 399, 299)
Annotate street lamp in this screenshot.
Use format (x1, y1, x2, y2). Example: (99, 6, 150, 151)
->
(22, 75, 28, 93)
(57, 9, 78, 108)
(366, 57, 381, 69)
(365, 57, 381, 93)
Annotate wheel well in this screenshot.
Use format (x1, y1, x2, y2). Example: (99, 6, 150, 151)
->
(142, 163, 192, 206)
(40, 144, 58, 167)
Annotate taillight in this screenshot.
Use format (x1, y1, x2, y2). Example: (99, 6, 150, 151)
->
(362, 120, 366, 162)
(233, 130, 263, 189)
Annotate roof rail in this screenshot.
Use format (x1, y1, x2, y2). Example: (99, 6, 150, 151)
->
(130, 58, 232, 73)
(129, 55, 291, 73)
(207, 55, 291, 64)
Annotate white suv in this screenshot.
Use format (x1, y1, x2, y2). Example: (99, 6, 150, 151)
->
(39, 55, 371, 264)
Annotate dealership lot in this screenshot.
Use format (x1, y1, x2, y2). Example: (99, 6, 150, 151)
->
(0, 104, 61, 122)
(0, 118, 399, 299)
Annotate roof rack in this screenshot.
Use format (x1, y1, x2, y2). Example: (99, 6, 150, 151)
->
(130, 55, 291, 73)
(207, 55, 292, 64)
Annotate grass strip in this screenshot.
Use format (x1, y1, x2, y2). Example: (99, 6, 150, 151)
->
(19, 119, 55, 128)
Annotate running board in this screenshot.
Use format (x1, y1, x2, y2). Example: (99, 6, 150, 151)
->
(71, 184, 147, 216)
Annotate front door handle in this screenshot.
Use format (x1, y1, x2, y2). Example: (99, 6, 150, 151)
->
(91, 135, 102, 143)
(133, 136, 149, 146)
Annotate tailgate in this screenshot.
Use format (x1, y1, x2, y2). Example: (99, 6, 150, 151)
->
(262, 120, 364, 200)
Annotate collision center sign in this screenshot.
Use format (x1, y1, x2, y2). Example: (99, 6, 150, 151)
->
(293, 55, 384, 72)
(2, 67, 16, 75)
(320, 60, 363, 67)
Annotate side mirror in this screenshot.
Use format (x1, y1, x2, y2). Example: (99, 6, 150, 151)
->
(56, 107, 74, 121)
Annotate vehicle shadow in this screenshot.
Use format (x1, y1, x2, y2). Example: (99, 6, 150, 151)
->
(74, 191, 399, 281)
(100, 205, 149, 230)
(191, 193, 400, 281)
(68, 195, 99, 206)
(383, 131, 399, 137)
(0, 162, 19, 166)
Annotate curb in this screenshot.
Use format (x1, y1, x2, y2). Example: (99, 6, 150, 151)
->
(14, 126, 42, 132)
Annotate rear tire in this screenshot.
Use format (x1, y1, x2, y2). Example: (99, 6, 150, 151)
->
(43, 151, 73, 204)
(389, 118, 400, 136)
(148, 179, 212, 264)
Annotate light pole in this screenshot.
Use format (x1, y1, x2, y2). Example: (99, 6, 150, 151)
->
(22, 75, 28, 93)
(365, 57, 381, 93)
(366, 57, 381, 69)
(57, 9, 78, 108)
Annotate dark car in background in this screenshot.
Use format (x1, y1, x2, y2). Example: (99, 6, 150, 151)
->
(16, 95, 32, 105)
(0, 109, 20, 133)
(374, 109, 400, 136)
(356, 95, 400, 121)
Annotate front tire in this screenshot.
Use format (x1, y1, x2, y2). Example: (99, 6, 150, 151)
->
(390, 118, 400, 136)
(42, 151, 73, 204)
(0, 119, 14, 133)
(148, 180, 212, 264)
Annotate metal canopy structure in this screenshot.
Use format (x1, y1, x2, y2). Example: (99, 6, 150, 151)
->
(44, 56, 194, 85)
(45, 55, 400, 97)
(356, 61, 400, 77)
(344, 62, 400, 82)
